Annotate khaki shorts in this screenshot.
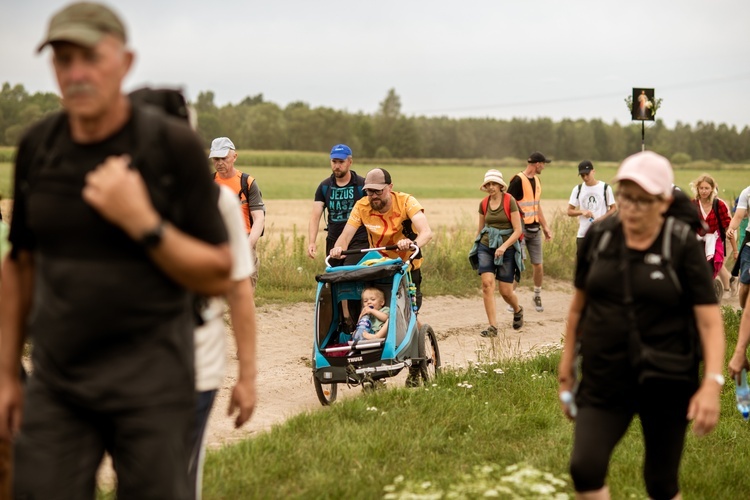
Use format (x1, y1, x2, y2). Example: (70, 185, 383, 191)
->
(522, 228, 543, 265)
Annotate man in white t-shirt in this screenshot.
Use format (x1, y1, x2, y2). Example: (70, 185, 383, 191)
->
(728, 185, 750, 308)
(567, 160, 617, 258)
(189, 185, 258, 499)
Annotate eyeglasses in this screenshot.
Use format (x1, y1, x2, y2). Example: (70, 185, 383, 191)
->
(364, 188, 384, 196)
(615, 191, 659, 210)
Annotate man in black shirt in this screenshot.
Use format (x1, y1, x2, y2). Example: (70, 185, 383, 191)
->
(0, 3, 231, 498)
(507, 151, 553, 312)
(308, 144, 368, 327)
(308, 144, 368, 264)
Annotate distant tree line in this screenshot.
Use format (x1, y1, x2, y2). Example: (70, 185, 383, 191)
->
(3, 83, 750, 163)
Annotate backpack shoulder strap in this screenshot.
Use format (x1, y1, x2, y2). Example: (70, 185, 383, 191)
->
(481, 195, 490, 215)
(575, 183, 582, 201)
(240, 172, 251, 201)
(503, 193, 511, 218)
(661, 216, 689, 295)
(713, 198, 725, 237)
(603, 183, 609, 206)
(129, 105, 181, 222)
(586, 215, 620, 264)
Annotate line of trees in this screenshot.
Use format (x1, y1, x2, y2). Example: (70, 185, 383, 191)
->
(3, 83, 749, 163)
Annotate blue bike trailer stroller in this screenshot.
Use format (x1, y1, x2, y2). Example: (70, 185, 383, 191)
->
(312, 245, 441, 405)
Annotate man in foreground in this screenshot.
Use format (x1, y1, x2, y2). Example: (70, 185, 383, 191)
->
(508, 151, 553, 312)
(329, 168, 432, 310)
(0, 3, 231, 498)
(210, 136, 266, 287)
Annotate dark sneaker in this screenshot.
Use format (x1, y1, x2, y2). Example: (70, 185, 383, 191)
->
(513, 307, 524, 330)
(480, 325, 498, 337)
(406, 366, 421, 387)
(533, 295, 544, 312)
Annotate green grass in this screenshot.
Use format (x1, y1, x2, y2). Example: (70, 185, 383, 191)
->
(0, 163, 12, 198)
(248, 162, 750, 201)
(197, 307, 750, 499)
(2, 150, 749, 200)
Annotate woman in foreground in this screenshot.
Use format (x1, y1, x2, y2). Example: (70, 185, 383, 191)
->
(558, 151, 725, 500)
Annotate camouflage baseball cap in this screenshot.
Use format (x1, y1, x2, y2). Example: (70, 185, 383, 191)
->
(37, 2, 127, 53)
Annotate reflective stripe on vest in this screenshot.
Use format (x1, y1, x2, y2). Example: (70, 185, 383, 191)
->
(517, 172, 541, 224)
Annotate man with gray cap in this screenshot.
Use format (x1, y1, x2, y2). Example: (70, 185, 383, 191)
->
(0, 3, 231, 498)
(210, 136, 266, 287)
(329, 168, 433, 310)
(567, 160, 616, 259)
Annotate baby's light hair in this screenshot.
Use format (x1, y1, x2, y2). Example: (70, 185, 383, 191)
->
(362, 286, 385, 302)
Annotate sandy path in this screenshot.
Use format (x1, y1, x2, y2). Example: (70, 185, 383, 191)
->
(207, 279, 575, 448)
(205, 198, 574, 447)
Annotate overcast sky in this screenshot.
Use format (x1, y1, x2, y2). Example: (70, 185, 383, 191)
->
(3, 0, 749, 129)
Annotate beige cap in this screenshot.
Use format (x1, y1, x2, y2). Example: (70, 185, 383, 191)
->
(37, 2, 127, 53)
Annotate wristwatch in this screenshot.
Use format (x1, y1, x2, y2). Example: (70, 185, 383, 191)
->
(138, 220, 165, 249)
(705, 372, 725, 387)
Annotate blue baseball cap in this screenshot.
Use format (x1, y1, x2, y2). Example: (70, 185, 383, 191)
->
(330, 144, 352, 160)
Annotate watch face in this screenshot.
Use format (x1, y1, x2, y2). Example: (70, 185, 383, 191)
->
(140, 222, 164, 249)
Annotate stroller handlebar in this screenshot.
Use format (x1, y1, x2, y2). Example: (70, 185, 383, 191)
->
(325, 244, 420, 268)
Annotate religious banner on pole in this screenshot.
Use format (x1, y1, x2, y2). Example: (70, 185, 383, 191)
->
(631, 88, 656, 121)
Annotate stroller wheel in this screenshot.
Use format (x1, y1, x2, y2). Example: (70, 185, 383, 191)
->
(407, 324, 442, 387)
(314, 378, 338, 406)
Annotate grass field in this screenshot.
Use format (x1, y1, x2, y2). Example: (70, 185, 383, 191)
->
(180, 308, 749, 500)
(1, 153, 748, 201)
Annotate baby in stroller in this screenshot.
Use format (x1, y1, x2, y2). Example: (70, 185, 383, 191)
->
(351, 287, 390, 341)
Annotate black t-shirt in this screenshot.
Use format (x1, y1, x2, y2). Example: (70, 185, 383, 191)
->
(313, 171, 368, 246)
(11, 109, 227, 409)
(574, 220, 716, 410)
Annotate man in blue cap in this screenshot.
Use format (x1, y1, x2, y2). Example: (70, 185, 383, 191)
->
(308, 144, 368, 327)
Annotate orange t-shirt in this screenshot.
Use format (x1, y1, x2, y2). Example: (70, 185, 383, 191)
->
(348, 191, 425, 270)
(214, 170, 251, 233)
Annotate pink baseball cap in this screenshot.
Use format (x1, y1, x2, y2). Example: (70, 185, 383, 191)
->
(613, 151, 674, 196)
